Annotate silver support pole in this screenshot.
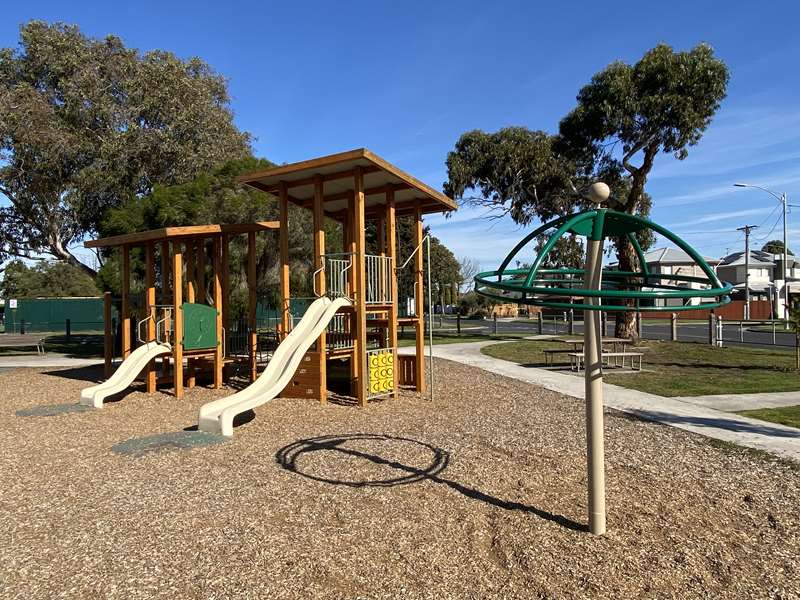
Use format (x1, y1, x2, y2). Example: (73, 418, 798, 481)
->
(584, 236, 606, 535)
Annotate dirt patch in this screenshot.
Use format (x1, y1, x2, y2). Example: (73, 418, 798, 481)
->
(0, 361, 798, 599)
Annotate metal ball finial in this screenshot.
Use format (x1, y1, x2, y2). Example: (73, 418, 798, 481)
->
(586, 182, 611, 205)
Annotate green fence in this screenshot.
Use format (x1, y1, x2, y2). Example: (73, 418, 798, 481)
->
(2, 297, 117, 334)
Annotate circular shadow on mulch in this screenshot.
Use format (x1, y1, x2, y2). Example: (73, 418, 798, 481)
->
(112, 431, 228, 457)
(276, 433, 450, 487)
(16, 403, 94, 417)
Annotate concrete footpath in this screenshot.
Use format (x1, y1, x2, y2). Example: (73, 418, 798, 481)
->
(0, 354, 103, 370)
(401, 341, 800, 461)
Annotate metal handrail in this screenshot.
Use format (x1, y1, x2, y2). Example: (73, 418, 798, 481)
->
(312, 266, 325, 297)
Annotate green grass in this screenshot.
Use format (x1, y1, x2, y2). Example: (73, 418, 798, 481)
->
(480, 339, 800, 397)
(737, 405, 800, 429)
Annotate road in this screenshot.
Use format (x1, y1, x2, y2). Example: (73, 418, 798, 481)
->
(436, 316, 797, 350)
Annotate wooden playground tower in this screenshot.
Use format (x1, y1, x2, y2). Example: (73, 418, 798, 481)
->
(88, 149, 455, 406)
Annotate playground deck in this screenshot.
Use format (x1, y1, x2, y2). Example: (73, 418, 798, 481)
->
(1, 362, 798, 598)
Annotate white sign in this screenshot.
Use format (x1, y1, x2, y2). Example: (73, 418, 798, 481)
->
(8, 299, 17, 309)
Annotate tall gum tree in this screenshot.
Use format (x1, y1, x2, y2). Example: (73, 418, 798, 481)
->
(0, 21, 250, 275)
(445, 43, 729, 338)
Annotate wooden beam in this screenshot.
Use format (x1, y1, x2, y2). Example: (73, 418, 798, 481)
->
(413, 202, 426, 393)
(248, 231, 257, 383)
(145, 242, 157, 393)
(279, 181, 291, 338)
(353, 167, 368, 407)
(313, 174, 327, 403)
(213, 237, 223, 389)
(299, 182, 412, 207)
(84, 222, 280, 249)
(172, 243, 184, 399)
(386, 189, 399, 399)
(121, 245, 131, 359)
(242, 163, 381, 191)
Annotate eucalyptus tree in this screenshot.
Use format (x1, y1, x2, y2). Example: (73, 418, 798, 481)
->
(0, 21, 250, 275)
(445, 43, 729, 337)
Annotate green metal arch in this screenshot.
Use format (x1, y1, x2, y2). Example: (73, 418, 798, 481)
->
(474, 209, 733, 312)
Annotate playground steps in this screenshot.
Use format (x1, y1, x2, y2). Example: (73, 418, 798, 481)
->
(280, 351, 324, 400)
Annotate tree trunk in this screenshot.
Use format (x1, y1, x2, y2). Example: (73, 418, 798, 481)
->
(614, 144, 659, 341)
(613, 234, 639, 341)
(50, 239, 98, 278)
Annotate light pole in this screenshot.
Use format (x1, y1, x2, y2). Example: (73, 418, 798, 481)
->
(734, 183, 790, 327)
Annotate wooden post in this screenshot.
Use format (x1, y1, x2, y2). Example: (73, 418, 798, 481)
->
(213, 237, 223, 389)
(279, 181, 291, 338)
(221, 235, 230, 330)
(377, 212, 386, 302)
(145, 242, 157, 392)
(353, 167, 368, 406)
(196, 238, 206, 304)
(103, 291, 112, 378)
(172, 243, 184, 398)
(160, 241, 172, 375)
(313, 174, 328, 403)
(221, 234, 230, 382)
(248, 231, 258, 383)
(346, 193, 358, 389)
(386, 188, 399, 398)
(121, 245, 131, 358)
(185, 241, 196, 388)
(413, 202, 426, 392)
(186, 241, 196, 303)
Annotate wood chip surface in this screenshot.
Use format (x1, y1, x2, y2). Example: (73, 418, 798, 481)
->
(0, 361, 798, 599)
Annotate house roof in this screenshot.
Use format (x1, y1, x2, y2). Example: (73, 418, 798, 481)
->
(718, 251, 776, 268)
(642, 247, 720, 265)
(237, 148, 457, 216)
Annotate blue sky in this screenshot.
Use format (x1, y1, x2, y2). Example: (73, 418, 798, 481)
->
(3, 1, 800, 271)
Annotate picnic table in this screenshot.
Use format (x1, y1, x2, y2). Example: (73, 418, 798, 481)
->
(544, 337, 641, 370)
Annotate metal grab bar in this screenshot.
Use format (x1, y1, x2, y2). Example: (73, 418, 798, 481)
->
(312, 266, 325, 297)
(136, 311, 155, 344)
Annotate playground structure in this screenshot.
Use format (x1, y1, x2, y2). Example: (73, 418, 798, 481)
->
(474, 182, 733, 535)
(81, 149, 455, 419)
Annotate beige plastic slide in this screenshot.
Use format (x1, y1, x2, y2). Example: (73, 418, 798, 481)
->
(80, 341, 171, 408)
(198, 296, 350, 437)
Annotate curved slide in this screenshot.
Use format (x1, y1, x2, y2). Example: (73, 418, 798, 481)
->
(80, 341, 171, 408)
(198, 296, 350, 437)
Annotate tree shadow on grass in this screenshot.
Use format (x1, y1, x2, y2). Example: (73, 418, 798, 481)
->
(275, 433, 586, 532)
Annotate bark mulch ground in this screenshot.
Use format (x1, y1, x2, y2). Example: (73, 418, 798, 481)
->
(0, 360, 798, 599)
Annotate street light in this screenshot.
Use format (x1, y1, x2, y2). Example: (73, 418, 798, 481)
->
(734, 183, 790, 327)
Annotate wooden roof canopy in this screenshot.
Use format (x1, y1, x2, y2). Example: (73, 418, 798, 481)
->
(85, 222, 279, 248)
(238, 148, 457, 217)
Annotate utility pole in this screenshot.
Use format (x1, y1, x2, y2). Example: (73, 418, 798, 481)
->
(734, 183, 792, 327)
(737, 224, 757, 320)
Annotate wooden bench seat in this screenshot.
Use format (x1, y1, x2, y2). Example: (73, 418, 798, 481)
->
(568, 351, 643, 372)
(542, 348, 576, 366)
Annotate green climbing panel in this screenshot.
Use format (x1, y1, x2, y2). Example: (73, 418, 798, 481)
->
(182, 303, 218, 350)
